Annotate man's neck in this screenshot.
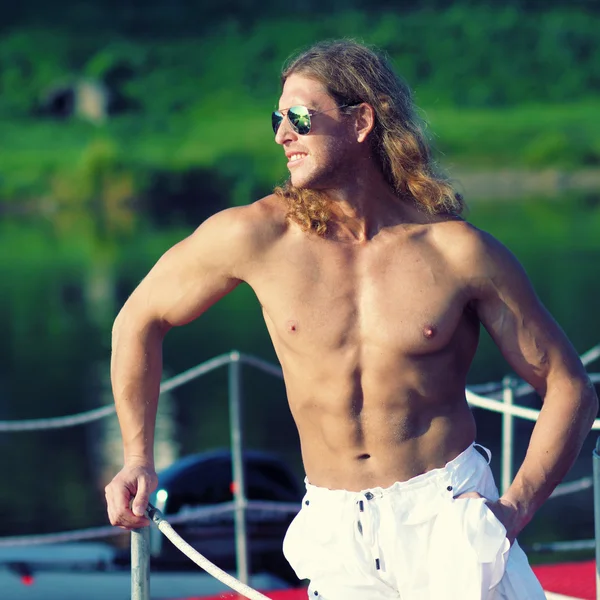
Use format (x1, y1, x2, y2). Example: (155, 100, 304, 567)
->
(318, 175, 419, 243)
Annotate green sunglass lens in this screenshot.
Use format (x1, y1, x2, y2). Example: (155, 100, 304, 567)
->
(272, 111, 283, 134)
(289, 106, 311, 135)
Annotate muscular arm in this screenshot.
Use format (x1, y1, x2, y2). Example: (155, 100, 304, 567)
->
(112, 209, 245, 465)
(465, 228, 598, 537)
(107, 201, 279, 526)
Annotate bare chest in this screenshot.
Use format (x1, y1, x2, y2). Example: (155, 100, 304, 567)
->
(249, 236, 471, 356)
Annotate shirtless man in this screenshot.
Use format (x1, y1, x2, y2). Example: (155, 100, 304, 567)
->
(105, 41, 598, 599)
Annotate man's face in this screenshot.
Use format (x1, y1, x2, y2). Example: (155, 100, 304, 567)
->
(275, 73, 355, 190)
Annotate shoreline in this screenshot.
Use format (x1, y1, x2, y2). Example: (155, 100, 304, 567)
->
(1, 168, 599, 215)
(448, 167, 600, 200)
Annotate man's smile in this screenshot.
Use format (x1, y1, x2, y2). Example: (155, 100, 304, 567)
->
(287, 152, 308, 166)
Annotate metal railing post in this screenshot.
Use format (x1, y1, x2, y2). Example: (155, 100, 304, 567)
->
(593, 436, 600, 600)
(501, 376, 515, 495)
(228, 350, 250, 585)
(131, 526, 150, 600)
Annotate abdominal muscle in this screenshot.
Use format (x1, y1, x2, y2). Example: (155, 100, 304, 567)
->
(283, 361, 477, 492)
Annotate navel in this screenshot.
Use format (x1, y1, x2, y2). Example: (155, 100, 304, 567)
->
(357, 453, 371, 460)
(423, 325, 436, 339)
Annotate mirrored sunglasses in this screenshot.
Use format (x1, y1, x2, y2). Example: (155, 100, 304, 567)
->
(271, 104, 353, 136)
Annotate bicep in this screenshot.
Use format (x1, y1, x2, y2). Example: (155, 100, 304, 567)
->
(122, 211, 247, 328)
(471, 237, 583, 394)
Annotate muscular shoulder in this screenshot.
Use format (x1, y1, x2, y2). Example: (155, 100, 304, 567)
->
(190, 194, 288, 266)
(427, 218, 488, 262)
(202, 193, 287, 242)
(427, 218, 525, 297)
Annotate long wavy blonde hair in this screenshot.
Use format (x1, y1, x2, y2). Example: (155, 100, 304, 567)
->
(274, 40, 464, 236)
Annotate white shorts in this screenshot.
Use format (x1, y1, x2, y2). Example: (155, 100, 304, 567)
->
(283, 444, 546, 600)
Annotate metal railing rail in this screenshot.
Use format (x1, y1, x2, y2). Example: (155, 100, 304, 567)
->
(228, 352, 250, 585)
(131, 526, 150, 600)
(594, 437, 600, 600)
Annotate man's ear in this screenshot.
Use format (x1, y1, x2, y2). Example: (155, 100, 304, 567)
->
(354, 103, 375, 143)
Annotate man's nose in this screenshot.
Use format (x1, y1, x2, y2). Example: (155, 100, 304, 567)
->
(274, 115, 298, 145)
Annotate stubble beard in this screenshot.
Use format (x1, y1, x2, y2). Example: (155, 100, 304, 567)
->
(290, 141, 350, 194)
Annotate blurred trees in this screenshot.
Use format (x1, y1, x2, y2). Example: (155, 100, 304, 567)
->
(1, 0, 599, 35)
(1, 7, 599, 119)
(0, 5, 598, 219)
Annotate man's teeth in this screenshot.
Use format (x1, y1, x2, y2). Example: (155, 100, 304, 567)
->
(290, 154, 306, 162)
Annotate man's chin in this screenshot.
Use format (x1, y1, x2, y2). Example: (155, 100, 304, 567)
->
(290, 174, 324, 192)
(290, 173, 309, 190)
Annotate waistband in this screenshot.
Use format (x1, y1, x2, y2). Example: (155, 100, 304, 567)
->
(304, 443, 491, 500)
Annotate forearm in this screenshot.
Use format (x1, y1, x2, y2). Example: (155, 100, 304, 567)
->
(502, 375, 598, 532)
(111, 310, 167, 468)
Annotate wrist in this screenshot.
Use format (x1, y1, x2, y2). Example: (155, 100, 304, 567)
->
(498, 493, 533, 532)
(123, 452, 155, 469)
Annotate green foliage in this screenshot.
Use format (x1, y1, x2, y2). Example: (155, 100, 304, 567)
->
(0, 7, 599, 233)
(427, 101, 600, 168)
(111, 8, 600, 108)
(1, 100, 598, 233)
(0, 6, 598, 209)
(2, 0, 599, 37)
(1, 7, 599, 119)
(47, 138, 139, 244)
(0, 30, 75, 115)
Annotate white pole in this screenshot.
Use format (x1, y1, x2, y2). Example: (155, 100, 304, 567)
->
(593, 437, 600, 600)
(228, 350, 250, 585)
(501, 376, 515, 495)
(131, 526, 150, 600)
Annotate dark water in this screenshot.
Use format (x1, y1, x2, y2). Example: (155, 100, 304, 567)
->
(0, 195, 598, 550)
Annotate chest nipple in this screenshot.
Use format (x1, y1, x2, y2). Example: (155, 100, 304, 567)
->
(287, 320, 298, 333)
(423, 325, 436, 339)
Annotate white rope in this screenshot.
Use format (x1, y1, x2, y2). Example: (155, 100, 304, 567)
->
(3, 373, 598, 433)
(1, 345, 598, 432)
(0, 353, 233, 432)
(469, 343, 600, 397)
(468, 381, 504, 394)
(0, 524, 124, 547)
(468, 371, 600, 401)
(466, 389, 541, 421)
(243, 501, 300, 514)
(465, 388, 600, 430)
(513, 372, 600, 399)
(549, 477, 593, 499)
(240, 354, 283, 379)
(0, 504, 237, 547)
(159, 353, 233, 393)
(147, 503, 271, 600)
(0, 404, 117, 432)
(528, 539, 595, 553)
(147, 502, 238, 526)
(0, 501, 300, 548)
(510, 343, 600, 399)
(1, 478, 593, 549)
(581, 343, 600, 367)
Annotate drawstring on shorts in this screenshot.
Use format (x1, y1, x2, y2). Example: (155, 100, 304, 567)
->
(355, 491, 383, 571)
(474, 443, 492, 464)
